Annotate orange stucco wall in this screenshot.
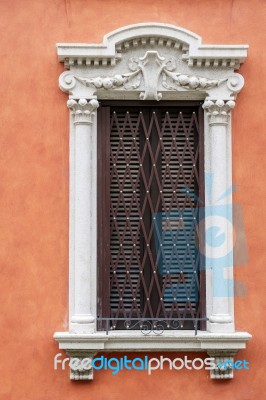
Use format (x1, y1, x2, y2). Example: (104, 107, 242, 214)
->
(1, 0, 266, 399)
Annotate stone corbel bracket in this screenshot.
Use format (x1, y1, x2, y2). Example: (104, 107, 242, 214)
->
(207, 350, 240, 379)
(66, 351, 96, 380)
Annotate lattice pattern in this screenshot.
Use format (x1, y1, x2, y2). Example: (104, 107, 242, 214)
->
(104, 105, 202, 329)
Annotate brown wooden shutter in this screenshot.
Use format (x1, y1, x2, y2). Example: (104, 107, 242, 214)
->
(98, 101, 205, 331)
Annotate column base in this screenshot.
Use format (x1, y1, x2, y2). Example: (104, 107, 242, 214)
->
(207, 321, 234, 333)
(70, 315, 96, 334)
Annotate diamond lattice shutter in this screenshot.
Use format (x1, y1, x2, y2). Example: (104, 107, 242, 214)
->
(97, 102, 205, 330)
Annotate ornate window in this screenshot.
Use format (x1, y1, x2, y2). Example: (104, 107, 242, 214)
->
(54, 23, 251, 381)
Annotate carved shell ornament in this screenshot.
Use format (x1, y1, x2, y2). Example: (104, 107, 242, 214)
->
(61, 50, 243, 101)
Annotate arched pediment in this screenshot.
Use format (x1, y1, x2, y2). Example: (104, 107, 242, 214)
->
(57, 23, 248, 101)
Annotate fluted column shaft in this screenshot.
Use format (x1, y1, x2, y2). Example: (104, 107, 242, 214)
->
(203, 99, 235, 333)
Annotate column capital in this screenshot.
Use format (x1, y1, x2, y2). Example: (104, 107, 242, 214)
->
(203, 99, 235, 125)
(67, 98, 99, 125)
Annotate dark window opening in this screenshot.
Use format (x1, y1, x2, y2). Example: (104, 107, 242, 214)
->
(97, 101, 205, 332)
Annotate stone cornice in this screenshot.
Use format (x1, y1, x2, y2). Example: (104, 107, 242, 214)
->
(57, 23, 248, 69)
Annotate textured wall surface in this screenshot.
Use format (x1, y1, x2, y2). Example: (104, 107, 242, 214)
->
(0, 0, 265, 399)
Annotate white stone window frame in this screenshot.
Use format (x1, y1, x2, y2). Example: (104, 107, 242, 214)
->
(54, 23, 251, 380)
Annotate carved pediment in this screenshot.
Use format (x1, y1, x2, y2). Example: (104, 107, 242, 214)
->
(57, 23, 247, 100)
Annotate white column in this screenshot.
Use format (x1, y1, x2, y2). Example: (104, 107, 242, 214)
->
(67, 98, 99, 333)
(203, 99, 235, 333)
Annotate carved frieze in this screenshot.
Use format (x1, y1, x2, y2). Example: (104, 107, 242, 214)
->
(70, 50, 233, 101)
